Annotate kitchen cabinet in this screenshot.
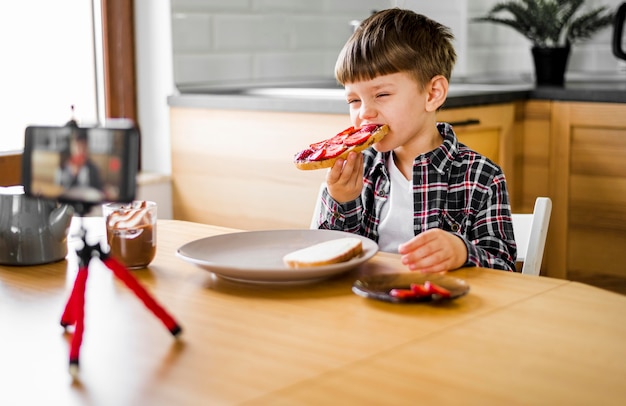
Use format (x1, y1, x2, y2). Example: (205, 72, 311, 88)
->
(169, 99, 626, 284)
(436, 103, 519, 206)
(169, 107, 338, 230)
(170, 103, 520, 230)
(515, 101, 552, 213)
(546, 101, 626, 282)
(437, 100, 626, 282)
(500, 100, 626, 281)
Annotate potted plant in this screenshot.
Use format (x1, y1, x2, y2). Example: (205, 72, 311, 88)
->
(473, 0, 615, 86)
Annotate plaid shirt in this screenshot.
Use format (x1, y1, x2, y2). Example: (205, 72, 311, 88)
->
(316, 122, 517, 271)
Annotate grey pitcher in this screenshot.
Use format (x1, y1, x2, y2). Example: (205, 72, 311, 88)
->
(0, 186, 74, 265)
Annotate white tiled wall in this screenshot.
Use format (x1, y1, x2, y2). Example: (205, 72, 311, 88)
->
(171, 0, 624, 85)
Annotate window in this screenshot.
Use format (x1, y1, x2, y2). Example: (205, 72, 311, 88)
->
(0, 0, 100, 153)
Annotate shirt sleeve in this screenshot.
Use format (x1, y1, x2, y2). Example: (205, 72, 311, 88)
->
(317, 186, 363, 234)
(460, 172, 517, 272)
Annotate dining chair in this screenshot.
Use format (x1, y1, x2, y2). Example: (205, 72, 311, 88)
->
(512, 197, 552, 276)
(309, 182, 327, 230)
(310, 183, 552, 276)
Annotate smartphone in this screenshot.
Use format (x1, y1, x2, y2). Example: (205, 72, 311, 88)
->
(21, 121, 140, 206)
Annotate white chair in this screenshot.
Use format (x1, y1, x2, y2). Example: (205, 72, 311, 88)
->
(311, 183, 551, 276)
(512, 197, 552, 276)
(310, 182, 327, 229)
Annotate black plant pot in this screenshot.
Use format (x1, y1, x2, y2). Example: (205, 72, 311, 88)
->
(531, 46, 571, 86)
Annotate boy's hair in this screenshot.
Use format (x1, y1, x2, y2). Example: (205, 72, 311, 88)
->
(335, 8, 456, 89)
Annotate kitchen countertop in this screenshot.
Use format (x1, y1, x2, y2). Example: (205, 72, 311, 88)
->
(168, 72, 626, 113)
(530, 80, 626, 104)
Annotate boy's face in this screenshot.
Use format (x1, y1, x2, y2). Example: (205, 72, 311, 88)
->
(344, 72, 439, 154)
(70, 138, 88, 166)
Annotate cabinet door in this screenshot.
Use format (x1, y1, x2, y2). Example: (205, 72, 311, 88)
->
(549, 101, 626, 281)
(170, 107, 341, 230)
(436, 103, 517, 201)
(437, 103, 515, 165)
(455, 129, 500, 163)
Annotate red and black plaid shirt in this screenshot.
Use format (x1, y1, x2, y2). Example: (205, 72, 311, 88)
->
(316, 122, 517, 271)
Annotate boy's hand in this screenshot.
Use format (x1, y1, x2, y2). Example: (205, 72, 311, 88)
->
(326, 152, 364, 203)
(398, 229, 468, 273)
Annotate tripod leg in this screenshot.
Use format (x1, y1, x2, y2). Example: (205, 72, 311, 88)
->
(68, 266, 88, 373)
(60, 262, 90, 328)
(103, 257, 182, 336)
(60, 272, 81, 328)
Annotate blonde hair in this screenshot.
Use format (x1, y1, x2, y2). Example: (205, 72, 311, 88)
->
(335, 8, 456, 89)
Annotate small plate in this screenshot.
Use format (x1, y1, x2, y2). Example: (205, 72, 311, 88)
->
(352, 273, 470, 303)
(176, 229, 378, 283)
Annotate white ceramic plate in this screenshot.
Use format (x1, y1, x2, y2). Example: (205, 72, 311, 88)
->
(176, 229, 378, 283)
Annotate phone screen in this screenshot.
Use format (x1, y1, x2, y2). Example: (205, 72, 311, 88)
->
(22, 123, 140, 205)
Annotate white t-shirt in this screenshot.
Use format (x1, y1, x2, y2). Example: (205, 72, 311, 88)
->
(377, 154, 415, 253)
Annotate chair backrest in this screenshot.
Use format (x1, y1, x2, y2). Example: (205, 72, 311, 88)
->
(512, 197, 552, 276)
(310, 182, 326, 229)
(311, 183, 552, 276)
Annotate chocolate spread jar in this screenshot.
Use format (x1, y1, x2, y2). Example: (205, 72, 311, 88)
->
(103, 201, 157, 269)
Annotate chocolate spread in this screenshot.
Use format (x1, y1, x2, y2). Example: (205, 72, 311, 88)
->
(105, 201, 156, 269)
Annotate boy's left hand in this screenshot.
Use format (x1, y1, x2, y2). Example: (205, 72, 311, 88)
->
(398, 229, 467, 273)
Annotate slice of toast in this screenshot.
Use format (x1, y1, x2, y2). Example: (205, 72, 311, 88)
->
(283, 237, 363, 268)
(294, 124, 388, 170)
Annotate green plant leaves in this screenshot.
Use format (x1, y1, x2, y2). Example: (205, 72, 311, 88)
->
(472, 0, 615, 47)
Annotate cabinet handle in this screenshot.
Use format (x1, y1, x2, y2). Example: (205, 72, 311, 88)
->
(448, 119, 480, 127)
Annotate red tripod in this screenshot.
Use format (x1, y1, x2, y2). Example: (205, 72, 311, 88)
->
(60, 219, 182, 376)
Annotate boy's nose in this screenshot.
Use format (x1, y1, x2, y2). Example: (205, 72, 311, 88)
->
(359, 102, 377, 120)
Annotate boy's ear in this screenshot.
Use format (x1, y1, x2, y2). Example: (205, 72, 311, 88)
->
(425, 75, 448, 112)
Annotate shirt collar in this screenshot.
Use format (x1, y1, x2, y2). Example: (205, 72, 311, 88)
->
(371, 150, 390, 177)
(369, 123, 458, 176)
(416, 122, 458, 175)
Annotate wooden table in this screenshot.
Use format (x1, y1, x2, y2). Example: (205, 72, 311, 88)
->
(1, 218, 625, 405)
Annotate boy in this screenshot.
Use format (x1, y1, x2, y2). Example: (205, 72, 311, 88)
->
(313, 8, 516, 272)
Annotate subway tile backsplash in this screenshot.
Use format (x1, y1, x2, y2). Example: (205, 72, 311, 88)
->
(171, 0, 623, 86)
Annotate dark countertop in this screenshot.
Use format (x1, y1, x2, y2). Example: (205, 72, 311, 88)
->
(530, 81, 626, 104)
(168, 73, 626, 113)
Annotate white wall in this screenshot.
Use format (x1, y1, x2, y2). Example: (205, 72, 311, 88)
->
(0, 0, 98, 153)
(169, 0, 624, 85)
(135, 0, 175, 175)
(170, 0, 384, 85)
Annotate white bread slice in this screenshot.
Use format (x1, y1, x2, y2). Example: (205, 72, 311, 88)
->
(283, 237, 363, 268)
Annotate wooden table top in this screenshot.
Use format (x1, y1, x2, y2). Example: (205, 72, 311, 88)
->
(1, 218, 625, 405)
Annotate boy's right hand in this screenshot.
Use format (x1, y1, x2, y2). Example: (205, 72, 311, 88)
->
(326, 151, 364, 203)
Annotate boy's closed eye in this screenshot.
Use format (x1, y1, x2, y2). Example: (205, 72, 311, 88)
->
(347, 93, 389, 104)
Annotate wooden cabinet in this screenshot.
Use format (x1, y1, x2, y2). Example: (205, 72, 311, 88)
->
(437, 103, 518, 206)
(503, 100, 626, 281)
(170, 100, 626, 284)
(169, 108, 343, 230)
(547, 101, 626, 282)
(170, 104, 519, 231)
(515, 101, 552, 213)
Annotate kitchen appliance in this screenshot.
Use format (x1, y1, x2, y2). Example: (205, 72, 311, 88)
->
(0, 186, 74, 265)
(613, 2, 626, 61)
